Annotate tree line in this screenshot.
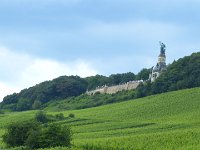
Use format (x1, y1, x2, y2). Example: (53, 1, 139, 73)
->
(0, 69, 150, 111)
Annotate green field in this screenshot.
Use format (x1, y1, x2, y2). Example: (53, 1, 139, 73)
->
(1, 87, 200, 150)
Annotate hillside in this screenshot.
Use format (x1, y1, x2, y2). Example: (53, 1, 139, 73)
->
(1, 52, 200, 113)
(1, 76, 88, 111)
(137, 52, 200, 97)
(30, 52, 200, 112)
(0, 87, 200, 149)
(0, 70, 150, 112)
(44, 90, 136, 111)
(153, 52, 200, 92)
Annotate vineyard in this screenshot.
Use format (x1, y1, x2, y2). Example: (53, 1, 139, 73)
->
(1, 87, 200, 149)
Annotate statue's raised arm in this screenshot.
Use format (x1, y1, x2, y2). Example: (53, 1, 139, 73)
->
(159, 41, 166, 55)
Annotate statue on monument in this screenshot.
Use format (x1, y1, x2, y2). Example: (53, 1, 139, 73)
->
(159, 41, 166, 55)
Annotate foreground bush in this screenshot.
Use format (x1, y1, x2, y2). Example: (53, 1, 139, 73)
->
(3, 120, 72, 149)
(26, 124, 72, 149)
(2, 120, 40, 147)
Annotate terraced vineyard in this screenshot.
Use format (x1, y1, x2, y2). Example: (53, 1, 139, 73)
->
(1, 87, 200, 149)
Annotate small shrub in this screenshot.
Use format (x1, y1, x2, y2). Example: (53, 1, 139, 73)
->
(35, 111, 48, 123)
(55, 113, 65, 120)
(94, 92, 101, 95)
(68, 113, 75, 118)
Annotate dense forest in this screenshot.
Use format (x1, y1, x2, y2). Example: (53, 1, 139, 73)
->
(1, 76, 88, 111)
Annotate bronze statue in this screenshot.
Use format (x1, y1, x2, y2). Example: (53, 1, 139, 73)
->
(159, 41, 166, 54)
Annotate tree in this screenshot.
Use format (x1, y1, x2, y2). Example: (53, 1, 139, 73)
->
(38, 124, 72, 148)
(16, 98, 32, 111)
(3, 120, 72, 149)
(136, 68, 151, 80)
(85, 75, 109, 90)
(32, 100, 42, 110)
(2, 120, 40, 147)
(25, 129, 41, 149)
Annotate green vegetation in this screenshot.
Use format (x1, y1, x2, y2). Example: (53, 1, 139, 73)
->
(138, 52, 200, 97)
(1, 52, 200, 149)
(0, 87, 200, 149)
(85, 72, 136, 91)
(2, 112, 72, 149)
(1, 52, 200, 113)
(85, 70, 150, 91)
(0, 69, 150, 112)
(45, 90, 136, 111)
(1, 76, 88, 111)
(26, 123, 72, 149)
(35, 111, 48, 123)
(3, 120, 40, 147)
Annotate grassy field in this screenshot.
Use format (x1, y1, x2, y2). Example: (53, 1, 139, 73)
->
(1, 87, 200, 149)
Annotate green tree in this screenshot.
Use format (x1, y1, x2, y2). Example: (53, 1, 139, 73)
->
(16, 98, 32, 111)
(136, 68, 151, 80)
(85, 75, 109, 90)
(25, 129, 42, 149)
(2, 120, 40, 147)
(32, 100, 42, 110)
(39, 124, 72, 148)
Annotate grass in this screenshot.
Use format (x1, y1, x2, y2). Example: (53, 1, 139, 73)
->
(1, 87, 200, 149)
(44, 90, 136, 112)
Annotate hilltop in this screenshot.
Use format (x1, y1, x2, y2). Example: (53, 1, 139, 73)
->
(0, 70, 150, 111)
(137, 52, 200, 97)
(1, 51, 200, 112)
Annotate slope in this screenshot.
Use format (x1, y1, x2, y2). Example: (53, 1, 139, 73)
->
(151, 52, 200, 94)
(0, 87, 200, 149)
(0, 70, 149, 112)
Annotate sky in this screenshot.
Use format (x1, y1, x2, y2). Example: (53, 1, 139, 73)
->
(0, 0, 200, 101)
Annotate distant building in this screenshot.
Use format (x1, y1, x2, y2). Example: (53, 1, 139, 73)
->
(86, 80, 142, 95)
(149, 42, 167, 82)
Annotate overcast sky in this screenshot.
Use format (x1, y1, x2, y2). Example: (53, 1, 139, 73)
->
(0, 0, 199, 101)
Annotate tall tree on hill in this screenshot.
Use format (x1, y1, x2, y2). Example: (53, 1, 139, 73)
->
(136, 68, 151, 80)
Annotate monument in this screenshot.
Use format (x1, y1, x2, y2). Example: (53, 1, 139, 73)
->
(149, 42, 167, 82)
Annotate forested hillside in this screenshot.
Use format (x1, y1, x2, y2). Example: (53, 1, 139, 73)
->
(0, 69, 150, 111)
(1, 76, 88, 111)
(137, 52, 200, 97)
(45, 52, 200, 112)
(1, 52, 200, 112)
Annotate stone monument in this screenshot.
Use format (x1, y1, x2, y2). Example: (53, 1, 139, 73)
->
(149, 42, 167, 82)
